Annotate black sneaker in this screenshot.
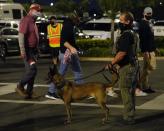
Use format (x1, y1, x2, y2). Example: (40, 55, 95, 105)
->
(123, 117, 136, 125)
(24, 92, 39, 99)
(45, 92, 60, 100)
(122, 119, 136, 125)
(143, 87, 156, 93)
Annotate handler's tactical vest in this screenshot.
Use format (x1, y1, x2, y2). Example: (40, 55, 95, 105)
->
(125, 30, 138, 65)
(116, 29, 138, 65)
(47, 23, 62, 48)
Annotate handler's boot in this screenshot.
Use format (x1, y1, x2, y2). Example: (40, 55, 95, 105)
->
(24, 91, 39, 99)
(15, 84, 28, 97)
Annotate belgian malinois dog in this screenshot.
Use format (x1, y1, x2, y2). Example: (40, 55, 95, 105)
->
(48, 66, 118, 124)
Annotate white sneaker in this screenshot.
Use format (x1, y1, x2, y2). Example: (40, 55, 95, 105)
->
(135, 89, 148, 97)
(45, 92, 60, 100)
(45, 94, 57, 100)
(87, 96, 95, 99)
(107, 90, 118, 97)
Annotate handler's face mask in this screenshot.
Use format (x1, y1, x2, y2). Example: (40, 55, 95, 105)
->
(31, 10, 42, 18)
(118, 22, 129, 31)
(145, 15, 152, 20)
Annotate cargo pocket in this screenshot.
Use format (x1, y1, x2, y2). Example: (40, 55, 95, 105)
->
(126, 66, 136, 89)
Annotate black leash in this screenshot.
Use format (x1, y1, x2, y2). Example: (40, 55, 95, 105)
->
(74, 67, 105, 81)
(102, 65, 119, 85)
(73, 65, 119, 86)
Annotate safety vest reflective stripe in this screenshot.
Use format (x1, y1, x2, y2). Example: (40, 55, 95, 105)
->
(47, 23, 62, 48)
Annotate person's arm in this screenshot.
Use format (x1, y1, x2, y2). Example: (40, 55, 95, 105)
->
(106, 32, 130, 69)
(62, 20, 77, 54)
(19, 18, 28, 58)
(111, 51, 127, 65)
(105, 51, 126, 70)
(18, 32, 26, 58)
(64, 41, 77, 54)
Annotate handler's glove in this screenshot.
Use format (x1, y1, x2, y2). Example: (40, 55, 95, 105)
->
(105, 62, 113, 70)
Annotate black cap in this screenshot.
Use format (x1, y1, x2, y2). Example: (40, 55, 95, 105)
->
(49, 16, 57, 20)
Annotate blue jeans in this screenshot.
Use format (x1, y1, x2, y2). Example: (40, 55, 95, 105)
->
(48, 52, 83, 93)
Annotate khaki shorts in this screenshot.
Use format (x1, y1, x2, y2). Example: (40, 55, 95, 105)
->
(145, 51, 156, 70)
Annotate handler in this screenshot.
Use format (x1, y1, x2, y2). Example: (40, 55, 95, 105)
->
(106, 11, 138, 125)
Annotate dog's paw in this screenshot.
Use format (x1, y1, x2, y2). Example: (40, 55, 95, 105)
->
(102, 118, 109, 124)
(64, 119, 71, 125)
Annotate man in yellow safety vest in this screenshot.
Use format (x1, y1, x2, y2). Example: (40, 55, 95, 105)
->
(45, 16, 63, 99)
(47, 16, 62, 66)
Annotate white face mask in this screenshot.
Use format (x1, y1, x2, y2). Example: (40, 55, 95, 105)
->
(31, 10, 42, 18)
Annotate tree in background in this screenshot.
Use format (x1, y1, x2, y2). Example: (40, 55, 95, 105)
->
(88, 0, 102, 18)
(75, 0, 89, 17)
(131, 0, 156, 20)
(133, 0, 156, 7)
(98, 0, 133, 45)
(98, 0, 157, 44)
(53, 0, 76, 15)
(7, 0, 13, 2)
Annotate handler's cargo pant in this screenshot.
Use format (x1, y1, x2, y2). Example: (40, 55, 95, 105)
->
(119, 64, 137, 120)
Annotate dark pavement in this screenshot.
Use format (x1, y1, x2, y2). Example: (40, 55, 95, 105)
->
(0, 56, 164, 131)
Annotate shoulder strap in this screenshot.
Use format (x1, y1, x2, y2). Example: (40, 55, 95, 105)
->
(123, 29, 134, 34)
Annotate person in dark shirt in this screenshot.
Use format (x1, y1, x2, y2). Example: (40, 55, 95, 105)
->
(45, 12, 83, 100)
(106, 12, 137, 125)
(138, 7, 156, 93)
(59, 13, 83, 83)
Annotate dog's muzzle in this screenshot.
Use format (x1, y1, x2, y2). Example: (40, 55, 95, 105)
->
(55, 81, 65, 89)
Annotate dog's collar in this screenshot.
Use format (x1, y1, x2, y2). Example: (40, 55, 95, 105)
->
(56, 80, 66, 90)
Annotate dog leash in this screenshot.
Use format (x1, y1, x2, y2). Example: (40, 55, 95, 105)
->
(74, 67, 105, 81)
(73, 65, 119, 85)
(102, 65, 119, 85)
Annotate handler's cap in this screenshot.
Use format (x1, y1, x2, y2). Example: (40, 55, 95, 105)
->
(30, 3, 41, 12)
(144, 7, 153, 14)
(49, 15, 57, 20)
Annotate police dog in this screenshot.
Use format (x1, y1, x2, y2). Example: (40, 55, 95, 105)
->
(48, 66, 118, 124)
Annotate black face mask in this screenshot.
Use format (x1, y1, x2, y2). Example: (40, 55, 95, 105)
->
(145, 15, 152, 20)
(118, 22, 129, 32)
(50, 21, 55, 25)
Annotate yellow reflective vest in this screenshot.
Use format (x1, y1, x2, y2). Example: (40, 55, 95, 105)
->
(47, 23, 62, 48)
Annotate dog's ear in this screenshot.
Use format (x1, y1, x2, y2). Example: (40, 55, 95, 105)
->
(48, 65, 59, 78)
(49, 67, 54, 76)
(47, 65, 60, 84)
(52, 65, 58, 74)
(46, 67, 53, 84)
